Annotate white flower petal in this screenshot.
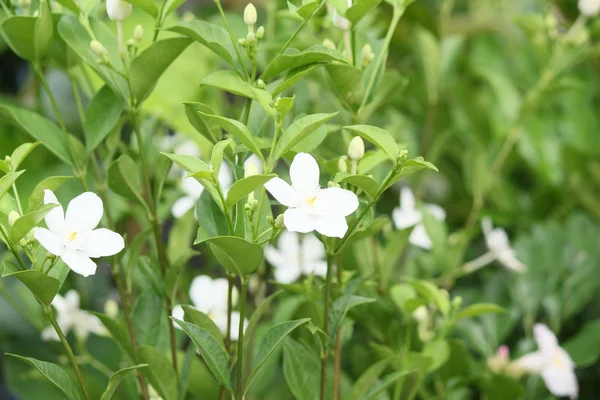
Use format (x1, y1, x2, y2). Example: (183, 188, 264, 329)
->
(534, 324, 559, 355)
(81, 228, 125, 258)
(41, 326, 59, 341)
(265, 246, 285, 269)
(65, 192, 103, 232)
(392, 207, 421, 230)
(497, 252, 527, 273)
(171, 305, 185, 330)
(43, 190, 65, 234)
(189, 275, 216, 314)
(290, 153, 320, 194)
(51, 293, 68, 314)
(274, 264, 302, 284)
(218, 162, 233, 195)
(182, 176, 203, 199)
(481, 217, 494, 239)
(34, 227, 65, 256)
(409, 224, 432, 250)
(304, 260, 327, 277)
(61, 251, 98, 277)
(213, 277, 235, 312)
(424, 204, 446, 221)
(283, 208, 315, 233)
(514, 351, 546, 374)
(265, 178, 297, 207)
(301, 234, 325, 262)
(400, 187, 416, 211)
(172, 196, 196, 218)
(76, 312, 106, 338)
(541, 364, 579, 399)
(313, 187, 359, 217)
(279, 230, 300, 259)
(314, 215, 348, 238)
(64, 290, 80, 309)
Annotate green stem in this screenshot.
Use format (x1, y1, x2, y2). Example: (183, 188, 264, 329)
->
(357, 5, 404, 117)
(45, 306, 91, 400)
(0, 227, 27, 271)
(267, 122, 282, 171)
(236, 278, 249, 400)
(332, 252, 343, 400)
(153, 0, 168, 42)
(214, 0, 250, 80)
(320, 253, 335, 400)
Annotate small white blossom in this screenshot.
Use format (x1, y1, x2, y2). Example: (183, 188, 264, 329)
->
(328, 4, 350, 30)
(514, 324, 578, 399)
(33, 190, 124, 277)
(264, 153, 359, 238)
(265, 231, 327, 283)
(481, 217, 526, 272)
(579, 0, 600, 16)
(392, 187, 445, 250)
(347, 136, 365, 161)
(171, 162, 233, 218)
(244, 3, 257, 26)
(41, 290, 105, 341)
(106, 0, 132, 21)
(244, 153, 264, 175)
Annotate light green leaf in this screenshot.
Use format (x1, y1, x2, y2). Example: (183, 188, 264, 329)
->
(201, 69, 257, 99)
(139, 346, 178, 400)
(130, 38, 192, 102)
(92, 312, 135, 360)
(333, 172, 379, 199)
(415, 27, 440, 104)
(344, 125, 398, 162)
(2, 263, 59, 306)
(382, 157, 438, 191)
(262, 45, 347, 79)
(84, 86, 124, 152)
(210, 139, 234, 178)
(244, 290, 283, 344)
(273, 64, 322, 96)
(389, 283, 417, 312)
(172, 319, 234, 394)
(351, 358, 392, 400)
(225, 174, 275, 208)
(7, 354, 82, 400)
(1, 0, 53, 61)
(182, 305, 225, 350)
(100, 364, 149, 400)
(273, 113, 338, 161)
(0, 171, 25, 201)
(107, 155, 146, 206)
(198, 112, 264, 161)
(183, 102, 221, 144)
(10, 142, 39, 171)
(27, 176, 72, 212)
(404, 278, 450, 316)
(123, 0, 158, 16)
(162, 153, 211, 174)
(203, 236, 264, 277)
(55, 0, 79, 13)
(282, 338, 320, 400)
(421, 339, 450, 371)
(10, 203, 58, 243)
(345, 0, 382, 24)
(360, 369, 415, 400)
(244, 318, 311, 395)
(455, 303, 507, 321)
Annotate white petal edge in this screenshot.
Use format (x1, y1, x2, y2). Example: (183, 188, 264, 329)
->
(61, 251, 98, 277)
(534, 323, 559, 356)
(34, 227, 65, 256)
(541, 364, 579, 399)
(81, 228, 125, 258)
(43, 190, 65, 234)
(400, 187, 416, 211)
(172, 196, 196, 218)
(301, 234, 326, 262)
(189, 275, 216, 314)
(65, 192, 104, 232)
(283, 208, 315, 233)
(313, 187, 359, 217)
(314, 215, 348, 238)
(290, 153, 320, 194)
(274, 264, 302, 284)
(392, 207, 421, 230)
(409, 224, 433, 250)
(265, 178, 297, 207)
(514, 351, 547, 374)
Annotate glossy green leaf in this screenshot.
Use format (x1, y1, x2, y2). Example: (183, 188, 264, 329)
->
(244, 318, 310, 394)
(92, 312, 135, 360)
(201, 69, 257, 99)
(183, 102, 221, 144)
(382, 157, 438, 191)
(262, 46, 347, 79)
(203, 236, 264, 276)
(123, 0, 158, 16)
(10, 203, 58, 243)
(273, 113, 338, 160)
(273, 64, 323, 96)
(7, 354, 82, 400)
(100, 364, 149, 400)
(1, 0, 53, 61)
(345, 0, 382, 24)
(10, 142, 39, 171)
(27, 176, 71, 212)
(195, 190, 229, 242)
(139, 346, 178, 400)
(55, 0, 79, 13)
(162, 153, 210, 174)
(344, 125, 398, 162)
(333, 172, 379, 199)
(107, 155, 146, 206)
(2, 264, 59, 306)
(84, 86, 124, 152)
(182, 305, 224, 350)
(455, 303, 507, 321)
(0, 171, 25, 201)
(130, 38, 192, 102)
(198, 112, 264, 160)
(225, 174, 275, 208)
(210, 139, 234, 178)
(282, 338, 320, 400)
(166, 20, 238, 69)
(173, 319, 234, 394)
(244, 290, 283, 344)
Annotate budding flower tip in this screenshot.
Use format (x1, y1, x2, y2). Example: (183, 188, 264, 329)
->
(133, 24, 144, 41)
(348, 136, 365, 161)
(256, 26, 264, 39)
(244, 3, 257, 26)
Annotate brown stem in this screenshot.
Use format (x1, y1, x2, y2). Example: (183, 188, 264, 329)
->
(320, 253, 335, 400)
(332, 252, 344, 400)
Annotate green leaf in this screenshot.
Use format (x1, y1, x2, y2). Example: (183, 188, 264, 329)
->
(282, 338, 320, 400)
(0, 171, 25, 201)
(345, 0, 381, 23)
(28, 176, 71, 212)
(166, 20, 238, 69)
(123, 0, 158, 16)
(210, 139, 234, 178)
(107, 155, 146, 206)
(415, 27, 440, 104)
(360, 369, 415, 400)
(382, 157, 438, 191)
(139, 346, 178, 400)
(262, 46, 347, 79)
(182, 305, 225, 350)
(2, 264, 59, 306)
(173, 319, 234, 394)
(389, 283, 417, 312)
(162, 153, 211, 174)
(55, 0, 79, 13)
(421, 339, 450, 371)
(10, 142, 39, 171)
(7, 354, 82, 400)
(92, 312, 135, 360)
(325, 64, 363, 99)
(404, 278, 450, 316)
(198, 112, 264, 161)
(273, 64, 323, 96)
(564, 318, 600, 367)
(0, 105, 73, 165)
(100, 364, 148, 400)
(328, 294, 375, 348)
(225, 174, 275, 208)
(244, 290, 282, 344)
(203, 236, 264, 277)
(244, 318, 310, 395)
(1, 0, 53, 61)
(201, 69, 258, 99)
(273, 113, 338, 161)
(455, 303, 507, 320)
(351, 358, 392, 400)
(195, 190, 229, 242)
(10, 203, 58, 243)
(130, 38, 192, 102)
(133, 290, 166, 348)
(333, 172, 378, 199)
(84, 86, 124, 152)
(183, 102, 221, 144)
(344, 125, 398, 162)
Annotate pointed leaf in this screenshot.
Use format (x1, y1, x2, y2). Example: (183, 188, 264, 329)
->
(333, 172, 379, 199)
(2, 266, 59, 306)
(123, 0, 158, 16)
(203, 236, 264, 277)
(195, 190, 229, 241)
(273, 113, 338, 160)
(244, 290, 283, 344)
(92, 312, 135, 360)
(182, 305, 224, 350)
(7, 355, 82, 399)
(28, 176, 72, 212)
(100, 364, 149, 400)
(201, 69, 257, 98)
(183, 102, 221, 144)
(225, 174, 275, 208)
(84, 86, 124, 152)
(344, 125, 399, 162)
(210, 139, 234, 178)
(0, 171, 25, 200)
(198, 112, 264, 161)
(273, 64, 323, 96)
(351, 358, 392, 400)
(455, 303, 507, 321)
(10, 203, 59, 242)
(404, 277, 450, 316)
(139, 346, 178, 400)
(107, 155, 145, 206)
(262, 46, 347, 79)
(345, 0, 382, 24)
(360, 369, 416, 400)
(382, 157, 438, 190)
(10, 142, 39, 170)
(282, 338, 320, 400)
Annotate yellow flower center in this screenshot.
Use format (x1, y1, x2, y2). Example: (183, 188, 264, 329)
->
(68, 232, 78, 242)
(552, 352, 564, 369)
(305, 196, 317, 207)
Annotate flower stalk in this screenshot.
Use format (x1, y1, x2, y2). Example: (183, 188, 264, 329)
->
(320, 252, 335, 400)
(236, 277, 249, 400)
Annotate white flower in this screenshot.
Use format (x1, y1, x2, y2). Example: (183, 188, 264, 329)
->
(579, 0, 600, 16)
(41, 290, 105, 341)
(171, 162, 233, 218)
(264, 153, 359, 238)
(481, 217, 526, 272)
(106, 0, 132, 20)
(244, 153, 264, 176)
(328, 3, 350, 30)
(33, 190, 124, 277)
(172, 275, 248, 341)
(265, 231, 327, 283)
(392, 187, 445, 250)
(514, 324, 578, 399)
(244, 3, 257, 26)
(347, 136, 365, 161)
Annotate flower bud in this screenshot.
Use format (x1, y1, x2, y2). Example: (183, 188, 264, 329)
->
(347, 136, 365, 161)
(451, 295, 462, 310)
(327, 181, 340, 188)
(337, 156, 348, 173)
(274, 214, 285, 229)
(4, 155, 10, 163)
(244, 160, 259, 178)
(8, 211, 20, 227)
(32, 9, 38, 16)
(361, 44, 374, 66)
(397, 148, 408, 164)
(238, 38, 247, 46)
(127, 38, 136, 47)
(133, 24, 143, 41)
(579, 0, 600, 17)
(244, 3, 257, 26)
(104, 299, 119, 318)
(183, 11, 194, 21)
(322, 39, 336, 50)
(256, 79, 266, 89)
(90, 40, 108, 57)
(246, 31, 256, 46)
(106, 0, 132, 21)
(266, 215, 274, 225)
(412, 306, 428, 322)
(256, 26, 264, 39)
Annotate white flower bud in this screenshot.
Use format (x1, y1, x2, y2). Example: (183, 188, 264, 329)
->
(412, 306, 428, 322)
(274, 214, 284, 229)
(579, 0, 600, 16)
(256, 79, 266, 89)
(244, 160, 259, 178)
(8, 211, 20, 227)
(246, 31, 256, 46)
(104, 299, 119, 318)
(238, 38, 247, 46)
(337, 157, 348, 173)
(322, 39, 336, 50)
(90, 40, 108, 57)
(133, 24, 143, 41)
(347, 136, 365, 161)
(361, 44, 374, 66)
(256, 26, 264, 39)
(106, 0, 132, 21)
(244, 3, 257, 26)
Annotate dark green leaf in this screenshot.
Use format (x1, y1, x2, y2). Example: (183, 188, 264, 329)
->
(100, 364, 148, 400)
(328, 294, 374, 347)
(10, 203, 58, 243)
(345, 0, 382, 24)
(282, 338, 320, 400)
(28, 176, 71, 212)
(325, 64, 363, 99)
(107, 155, 146, 206)
(139, 346, 178, 400)
(344, 125, 398, 162)
(210, 139, 234, 178)
(84, 86, 124, 152)
(1, 0, 53, 61)
(133, 290, 166, 348)
(2, 265, 59, 306)
(333, 172, 379, 198)
(350, 358, 392, 400)
(183, 102, 221, 144)
(262, 46, 347, 79)
(203, 236, 264, 277)
(273, 113, 338, 160)
(182, 305, 225, 350)
(92, 312, 135, 360)
(225, 174, 275, 208)
(195, 190, 229, 241)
